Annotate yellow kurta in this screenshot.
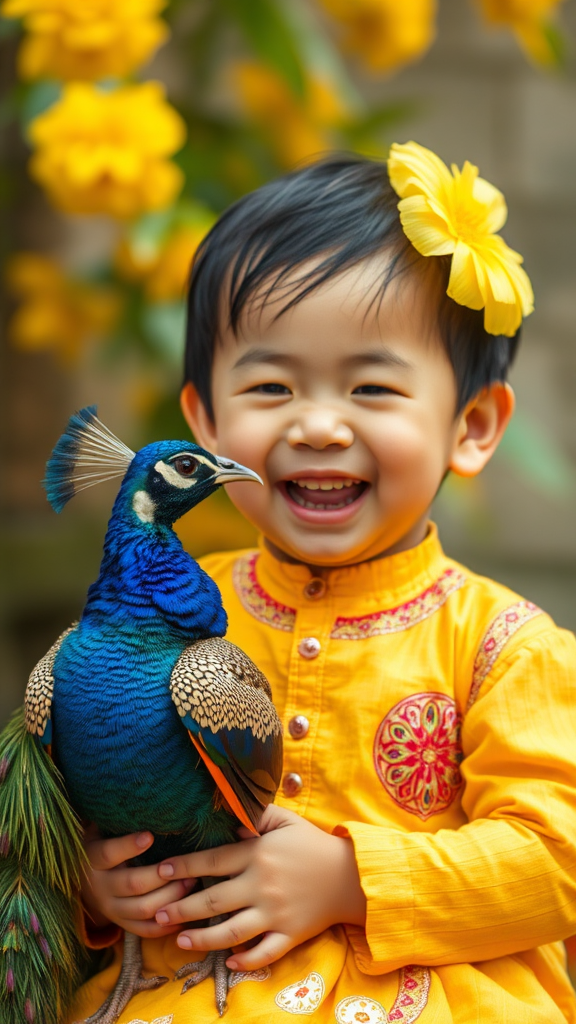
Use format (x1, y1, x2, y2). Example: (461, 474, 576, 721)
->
(73, 525, 576, 1024)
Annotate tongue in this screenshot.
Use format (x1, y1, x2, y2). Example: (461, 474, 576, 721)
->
(287, 482, 364, 507)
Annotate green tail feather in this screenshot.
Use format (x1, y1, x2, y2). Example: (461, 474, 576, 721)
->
(0, 707, 88, 1023)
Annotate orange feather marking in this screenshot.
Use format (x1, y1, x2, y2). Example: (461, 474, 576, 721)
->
(188, 731, 260, 837)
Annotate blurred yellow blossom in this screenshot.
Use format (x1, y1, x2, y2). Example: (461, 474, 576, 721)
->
(6, 253, 120, 361)
(478, 0, 566, 65)
(234, 61, 348, 167)
(0, 0, 168, 81)
(115, 217, 215, 301)
(317, 0, 436, 74)
(29, 82, 186, 218)
(388, 141, 534, 336)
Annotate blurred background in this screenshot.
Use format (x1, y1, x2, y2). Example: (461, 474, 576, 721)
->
(1, 0, 576, 734)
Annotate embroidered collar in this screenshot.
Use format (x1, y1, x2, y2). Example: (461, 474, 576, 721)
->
(232, 524, 467, 636)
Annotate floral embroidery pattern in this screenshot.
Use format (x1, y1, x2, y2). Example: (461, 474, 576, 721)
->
(275, 972, 325, 1014)
(466, 601, 542, 711)
(233, 553, 296, 632)
(330, 569, 466, 640)
(335, 995, 387, 1022)
(374, 693, 463, 819)
(334, 966, 430, 1023)
(126, 1017, 173, 1024)
(229, 966, 272, 988)
(387, 966, 431, 1022)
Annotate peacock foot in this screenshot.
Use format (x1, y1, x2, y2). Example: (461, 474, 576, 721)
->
(175, 920, 232, 1018)
(79, 932, 169, 1024)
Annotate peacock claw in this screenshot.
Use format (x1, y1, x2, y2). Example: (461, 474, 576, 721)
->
(176, 947, 232, 1016)
(79, 932, 168, 1024)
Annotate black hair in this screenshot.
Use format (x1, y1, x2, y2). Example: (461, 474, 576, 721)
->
(184, 154, 520, 420)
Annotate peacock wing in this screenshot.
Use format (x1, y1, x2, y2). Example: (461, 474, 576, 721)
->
(170, 637, 283, 835)
(24, 624, 78, 746)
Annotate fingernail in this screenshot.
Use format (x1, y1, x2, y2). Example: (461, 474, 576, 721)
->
(136, 832, 153, 849)
(226, 960, 238, 971)
(155, 911, 170, 925)
(159, 862, 174, 878)
(177, 935, 192, 950)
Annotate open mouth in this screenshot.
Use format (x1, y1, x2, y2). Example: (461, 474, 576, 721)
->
(281, 478, 368, 512)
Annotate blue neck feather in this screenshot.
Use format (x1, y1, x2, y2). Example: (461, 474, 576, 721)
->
(82, 488, 227, 643)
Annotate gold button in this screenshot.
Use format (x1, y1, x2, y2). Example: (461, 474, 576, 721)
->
(303, 577, 325, 599)
(298, 637, 321, 659)
(283, 772, 303, 797)
(288, 715, 310, 740)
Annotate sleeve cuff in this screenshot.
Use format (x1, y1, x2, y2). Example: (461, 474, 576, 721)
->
(334, 821, 414, 974)
(78, 904, 123, 950)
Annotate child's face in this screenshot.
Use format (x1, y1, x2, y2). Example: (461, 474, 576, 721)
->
(184, 261, 474, 567)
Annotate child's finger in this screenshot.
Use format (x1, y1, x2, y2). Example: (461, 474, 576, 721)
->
(107, 863, 194, 899)
(115, 879, 195, 921)
(155, 877, 246, 927)
(86, 831, 154, 870)
(120, 918, 182, 939)
(158, 839, 254, 881)
(226, 931, 291, 972)
(175, 909, 261, 953)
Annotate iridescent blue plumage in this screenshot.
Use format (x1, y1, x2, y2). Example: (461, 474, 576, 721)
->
(0, 409, 282, 1024)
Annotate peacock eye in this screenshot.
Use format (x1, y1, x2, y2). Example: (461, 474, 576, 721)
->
(172, 456, 198, 477)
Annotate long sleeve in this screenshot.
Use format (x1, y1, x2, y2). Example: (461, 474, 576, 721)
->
(336, 628, 576, 975)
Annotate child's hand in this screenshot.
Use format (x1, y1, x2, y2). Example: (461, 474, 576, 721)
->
(81, 825, 195, 938)
(154, 805, 366, 971)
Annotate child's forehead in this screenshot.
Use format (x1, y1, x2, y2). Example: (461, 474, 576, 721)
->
(222, 254, 438, 349)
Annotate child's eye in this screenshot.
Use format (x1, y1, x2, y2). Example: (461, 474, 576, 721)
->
(353, 385, 395, 395)
(250, 383, 292, 395)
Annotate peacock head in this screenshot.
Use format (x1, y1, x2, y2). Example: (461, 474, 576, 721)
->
(44, 406, 261, 526)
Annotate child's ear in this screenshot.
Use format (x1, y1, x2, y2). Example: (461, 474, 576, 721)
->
(180, 383, 219, 452)
(449, 382, 515, 478)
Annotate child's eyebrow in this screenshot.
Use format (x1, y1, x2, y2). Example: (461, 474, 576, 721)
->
(232, 348, 293, 371)
(344, 349, 414, 371)
(231, 347, 413, 373)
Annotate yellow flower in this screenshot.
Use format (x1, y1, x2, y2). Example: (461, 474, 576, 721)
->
(115, 216, 215, 301)
(387, 141, 534, 336)
(477, 0, 565, 66)
(317, 0, 436, 74)
(28, 82, 186, 219)
(234, 61, 347, 168)
(0, 0, 168, 81)
(6, 253, 120, 361)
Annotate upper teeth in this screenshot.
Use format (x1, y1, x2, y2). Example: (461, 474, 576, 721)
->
(292, 479, 360, 491)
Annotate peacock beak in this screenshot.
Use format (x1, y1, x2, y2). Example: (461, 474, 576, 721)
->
(212, 455, 263, 487)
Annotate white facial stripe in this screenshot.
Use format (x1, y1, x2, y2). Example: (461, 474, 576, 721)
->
(133, 489, 155, 523)
(154, 460, 198, 489)
(154, 454, 221, 489)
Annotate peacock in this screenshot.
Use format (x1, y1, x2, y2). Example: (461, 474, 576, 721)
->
(0, 406, 283, 1024)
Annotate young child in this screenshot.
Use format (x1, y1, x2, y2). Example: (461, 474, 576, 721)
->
(73, 143, 576, 1024)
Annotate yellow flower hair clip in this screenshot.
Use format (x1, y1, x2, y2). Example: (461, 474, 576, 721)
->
(387, 141, 534, 337)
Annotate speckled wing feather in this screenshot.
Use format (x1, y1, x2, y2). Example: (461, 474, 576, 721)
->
(25, 624, 77, 743)
(171, 638, 283, 832)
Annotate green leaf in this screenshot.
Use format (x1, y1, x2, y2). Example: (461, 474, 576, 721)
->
(541, 23, 568, 68)
(142, 302, 186, 367)
(497, 411, 575, 497)
(221, 0, 306, 97)
(0, 15, 20, 38)
(21, 81, 61, 132)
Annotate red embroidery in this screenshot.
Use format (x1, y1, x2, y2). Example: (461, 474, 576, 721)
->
(233, 553, 296, 632)
(374, 693, 462, 819)
(330, 569, 466, 640)
(467, 601, 542, 711)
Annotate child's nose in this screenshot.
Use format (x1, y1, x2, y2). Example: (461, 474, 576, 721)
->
(287, 407, 354, 449)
